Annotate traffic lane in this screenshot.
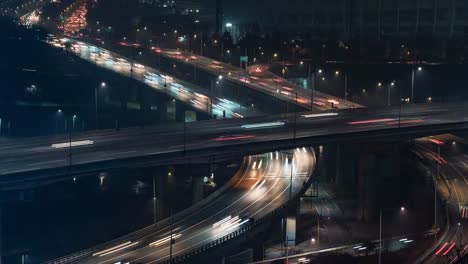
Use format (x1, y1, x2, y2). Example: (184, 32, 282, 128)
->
(157, 48, 356, 110)
(65, 39, 260, 118)
(122, 151, 312, 264)
(2, 104, 468, 176)
(0, 113, 453, 173)
(76, 155, 271, 264)
(0, 102, 462, 155)
(86, 151, 312, 264)
(413, 140, 467, 264)
(140, 157, 289, 263)
(86, 155, 276, 261)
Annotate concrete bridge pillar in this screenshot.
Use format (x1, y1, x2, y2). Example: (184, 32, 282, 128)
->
(354, 142, 402, 222)
(0, 204, 2, 264)
(156, 100, 168, 121)
(175, 101, 186, 122)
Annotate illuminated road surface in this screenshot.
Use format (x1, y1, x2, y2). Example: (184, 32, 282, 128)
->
(152, 47, 362, 111)
(413, 135, 468, 263)
(1, 103, 468, 178)
(46, 149, 315, 263)
(48, 38, 260, 119)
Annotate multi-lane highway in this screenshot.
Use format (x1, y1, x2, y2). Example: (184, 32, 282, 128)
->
(413, 134, 468, 263)
(1, 103, 468, 182)
(45, 149, 315, 264)
(48, 38, 261, 119)
(137, 46, 361, 111)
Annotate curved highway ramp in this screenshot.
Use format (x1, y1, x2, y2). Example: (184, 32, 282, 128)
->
(45, 148, 316, 264)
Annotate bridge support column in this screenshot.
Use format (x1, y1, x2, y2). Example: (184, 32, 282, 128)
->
(0, 203, 2, 264)
(175, 101, 186, 122)
(355, 142, 402, 222)
(156, 100, 169, 121)
(335, 143, 342, 184)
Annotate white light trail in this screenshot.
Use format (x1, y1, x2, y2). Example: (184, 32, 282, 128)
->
(92, 241, 139, 257)
(51, 140, 94, 149)
(149, 234, 182, 247)
(241, 121, 285, 129)
(301, 113, 338, 118)
(212, 216, 232, 228)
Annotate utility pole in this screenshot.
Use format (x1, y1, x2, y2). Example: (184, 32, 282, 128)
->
(183, 112, 187, 156)
(344, 73, 348, 101)
(317, 198, 321, 248)
(411, 67, 415, 104)
(435, 144, 440, 228)
(387, 85, 391, 107)
(169, 208, 174, 263)
(95, 85, 98, 130)
(0, 205, 2, 264)
(68, 116, 73, 170)
(200, 34, 203, 56)
(210, 80, 214, 118)
(310, 70, 315, 109)
(153, 174, 156, 223)
(379, 209, 382, 264)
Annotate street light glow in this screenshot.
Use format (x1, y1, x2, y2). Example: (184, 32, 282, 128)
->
(418, 66, 422, 71)
(101, 82, 106, 87)
(225, 22, 232, 28)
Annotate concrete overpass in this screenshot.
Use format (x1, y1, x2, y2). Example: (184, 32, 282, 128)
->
(2, 103, 468, 190)
(44, 149, 315, 264)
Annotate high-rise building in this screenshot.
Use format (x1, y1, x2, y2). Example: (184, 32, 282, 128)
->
(222, 0, 468, 39)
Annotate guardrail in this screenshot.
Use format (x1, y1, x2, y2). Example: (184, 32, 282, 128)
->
(160, 150, 317, 264)
(44, 158, 248, 264)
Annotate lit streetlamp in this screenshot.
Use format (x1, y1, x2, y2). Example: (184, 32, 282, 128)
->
(379, 206, 407, 264)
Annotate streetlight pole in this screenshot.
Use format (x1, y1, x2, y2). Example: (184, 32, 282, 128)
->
(210, 80, 214, 118)
(69, 115, 76, 169)
(379, 207, 405, 264)
(379, 209, 382, 264)
(200, 34, 203, 56)
(388, 85, 391, 107)
(388, 82, 395, 107)
(344, 73, 348, 101)
(310, 69, 315, 109)
(289, 152, 294, 200)
(95, 85, 98, 130)
(294, 92, 298, 140)
(183, 112, 187, 156)
(153, 174, 156, 223)
(169, 208, 173, 263)
(435, 144, 440, 228)
(411, 67, 415, 104)
(317, 198, 321, 248)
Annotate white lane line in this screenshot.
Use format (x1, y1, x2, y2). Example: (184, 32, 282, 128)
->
(151, 153, 313, 263)
(27, 159, 66, 166)
(97, 157, 261, 264)
(139, 156, 281, 264)
(108, 150, 138, 156)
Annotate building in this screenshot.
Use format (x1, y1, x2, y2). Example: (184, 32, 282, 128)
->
(222, 0, 468, 39)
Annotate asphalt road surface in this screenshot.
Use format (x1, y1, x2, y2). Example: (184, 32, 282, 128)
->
(1, 103, 468, 179)
(46, 149, 315, 264)
(48, 38, 261, 119)
(147, 46, 361, 111)
(413, 134, 468, 263)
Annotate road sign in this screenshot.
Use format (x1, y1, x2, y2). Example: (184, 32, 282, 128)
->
(240, 56, 248, 62)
